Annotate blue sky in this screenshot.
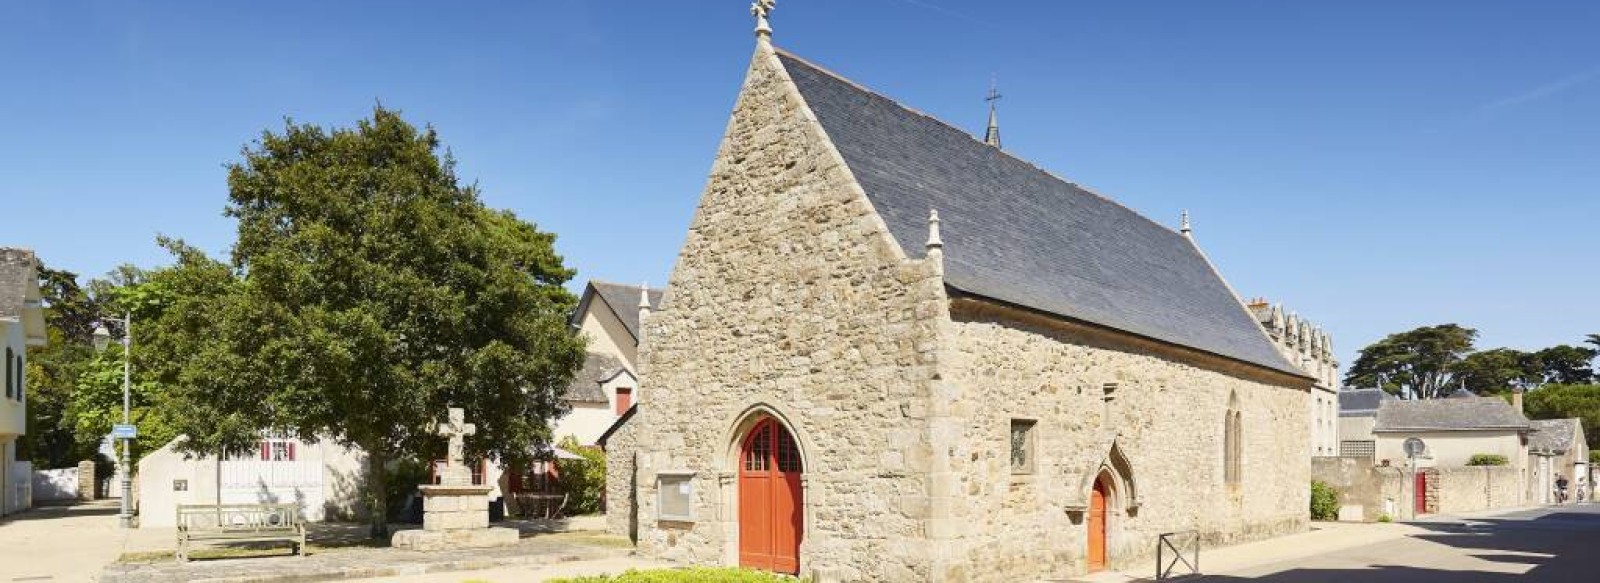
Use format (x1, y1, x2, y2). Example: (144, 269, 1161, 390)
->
(3, 1, 1597, 371)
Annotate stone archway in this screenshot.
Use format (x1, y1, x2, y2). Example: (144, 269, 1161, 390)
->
(1088, 471, 1114, 572)
(735, 416, 804, 574)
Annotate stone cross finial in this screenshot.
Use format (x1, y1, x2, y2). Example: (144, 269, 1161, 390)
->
(752, 0, 776, 38)
(437, 407, 476, 473)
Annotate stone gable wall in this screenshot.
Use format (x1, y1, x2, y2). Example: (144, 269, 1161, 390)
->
(936, 301, 1311, 581)
(619, 42, 945, 582)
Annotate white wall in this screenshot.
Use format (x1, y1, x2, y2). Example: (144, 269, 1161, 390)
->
(137, 436, 367, 528)
(0, 321, 25, 439)
(1376, 430, 1525, 469)
(32, 466, 76, 501)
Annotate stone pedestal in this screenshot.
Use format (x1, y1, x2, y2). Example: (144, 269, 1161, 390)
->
(391, 484, 518, 551)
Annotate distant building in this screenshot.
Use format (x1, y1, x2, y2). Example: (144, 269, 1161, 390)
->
(1336, 388, 1394, 457)
(1371, 392, 1531, 470)
(1247, 299, 1339, 456)
(1528, 418, 1588, 503)
(0, 248, 46, 517)
(557, 281, 660, 446)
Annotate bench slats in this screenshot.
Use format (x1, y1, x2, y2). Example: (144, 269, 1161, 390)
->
(175, 503, 306, 562)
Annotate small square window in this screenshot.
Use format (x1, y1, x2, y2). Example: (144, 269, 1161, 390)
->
(173, 479, 188, 491)
(1010, 420, 1036, 474)
(658, 473, 694, 522)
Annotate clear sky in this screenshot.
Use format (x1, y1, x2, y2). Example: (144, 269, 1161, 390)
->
(3, 1, 1597, 371)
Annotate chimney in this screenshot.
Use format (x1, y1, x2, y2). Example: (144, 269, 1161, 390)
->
(1513, 387, 1524, 414)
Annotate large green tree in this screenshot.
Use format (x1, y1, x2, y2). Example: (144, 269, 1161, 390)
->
(178, 108, 585, 537)
(20, 266, 104, 467)
(1344, 324, 1477, 399)
(1522, 384, 1600, 450)
(1451, 348, 1540, 395)
(1533, 345, 1597, 385)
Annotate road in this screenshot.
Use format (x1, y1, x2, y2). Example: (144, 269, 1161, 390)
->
(1203, 504, 1600, 582)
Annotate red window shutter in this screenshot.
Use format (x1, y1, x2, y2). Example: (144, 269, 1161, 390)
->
(615, 388, 633, 416)
(260, 441, 270, 461)
(287, 442, 296, 462)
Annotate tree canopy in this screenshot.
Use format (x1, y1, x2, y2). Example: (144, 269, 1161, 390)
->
(1523, 384, 1600, 450)
(163, 107, 586, 536)
(1344, 324, 1477, 399)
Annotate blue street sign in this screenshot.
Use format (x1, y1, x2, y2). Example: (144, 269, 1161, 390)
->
(112, 424, 138, 439)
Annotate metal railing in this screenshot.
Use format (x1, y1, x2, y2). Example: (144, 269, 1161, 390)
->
(1157, 530, 1200, 580)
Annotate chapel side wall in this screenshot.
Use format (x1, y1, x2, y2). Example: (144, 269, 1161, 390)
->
(941, 305, 1310, 581)
(624, 43, 944, 582)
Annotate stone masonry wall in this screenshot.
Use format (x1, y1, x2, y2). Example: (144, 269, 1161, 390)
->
(1436, 466, 1522, 514)
(938, 301, 1311, 581)
(622, 41, 945, 582)
(1311, 456, 1406, 521)
(603, 417, 639, 542)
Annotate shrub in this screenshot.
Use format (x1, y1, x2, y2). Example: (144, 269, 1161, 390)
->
(1309, 480, 1339, 521)
(1467, 454, 1509, 466)
(557, 435, 607, 515)
(1377, 513, 1393, 523)
(548, 567, 801, 582)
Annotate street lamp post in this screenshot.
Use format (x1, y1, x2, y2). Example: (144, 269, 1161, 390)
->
(92, 313, 133, 529)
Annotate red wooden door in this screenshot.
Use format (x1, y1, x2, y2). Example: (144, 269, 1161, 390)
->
(1414, 472, 1428, 514)
(1088, 480, 1108, 572)
(739, 418, 803, 574)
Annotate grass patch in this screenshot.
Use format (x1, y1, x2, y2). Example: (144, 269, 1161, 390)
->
(547, 567, 802, 582)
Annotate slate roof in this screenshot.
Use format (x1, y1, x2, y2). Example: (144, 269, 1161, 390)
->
(775, 51, 1302, 376)
(564, 351, 628, 403)
(1529, 418, 1580, 454)
(0, 248, 39, 320)
(584, 281, 664, 342)
(1373, 396, 1531, 432)
(1339, 388, 1394, 417)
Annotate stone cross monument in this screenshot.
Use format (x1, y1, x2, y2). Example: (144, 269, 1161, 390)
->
(435, 407, 476, 486)
(391, 406, 517, 551)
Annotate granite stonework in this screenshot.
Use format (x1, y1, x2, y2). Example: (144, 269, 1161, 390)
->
(392, 409, 517, 551)
(605, 40, 1313, 582)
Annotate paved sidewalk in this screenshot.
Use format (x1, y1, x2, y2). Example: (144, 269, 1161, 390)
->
(339, 556, 678, 582)
(100, 532, 636, 583)
(0, 500, 149, 583)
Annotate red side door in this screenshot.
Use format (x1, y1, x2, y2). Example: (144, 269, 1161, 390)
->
(1088, 480, 1108, 572)
(738, 419, 803, 574)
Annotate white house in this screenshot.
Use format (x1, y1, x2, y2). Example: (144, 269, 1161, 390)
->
(136, 434, 369, 528)
(554, 281, 660, 446)
(1, 248, 46, 517)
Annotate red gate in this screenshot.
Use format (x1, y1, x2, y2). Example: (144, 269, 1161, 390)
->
(1414, 472, 1428, 514)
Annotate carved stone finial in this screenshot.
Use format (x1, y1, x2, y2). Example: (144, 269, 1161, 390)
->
(1180, 210, 1192, 235)
(926, 209, 944, 250)
(639, 282, 651, 310)
(752, 0, 776, 39)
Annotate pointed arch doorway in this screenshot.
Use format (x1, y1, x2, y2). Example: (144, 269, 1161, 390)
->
(1088, 475, 1110, 572)
(738, 417, 804, 574)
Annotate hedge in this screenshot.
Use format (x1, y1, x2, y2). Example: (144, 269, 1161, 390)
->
(1467, 454, 1509, 466)
(1309, 480, 1339, 521)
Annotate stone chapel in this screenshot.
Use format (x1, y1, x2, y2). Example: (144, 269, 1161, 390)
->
(602, 11, 1315, 582)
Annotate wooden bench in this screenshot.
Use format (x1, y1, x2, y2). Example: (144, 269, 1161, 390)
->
(176, 503, 306, 562)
